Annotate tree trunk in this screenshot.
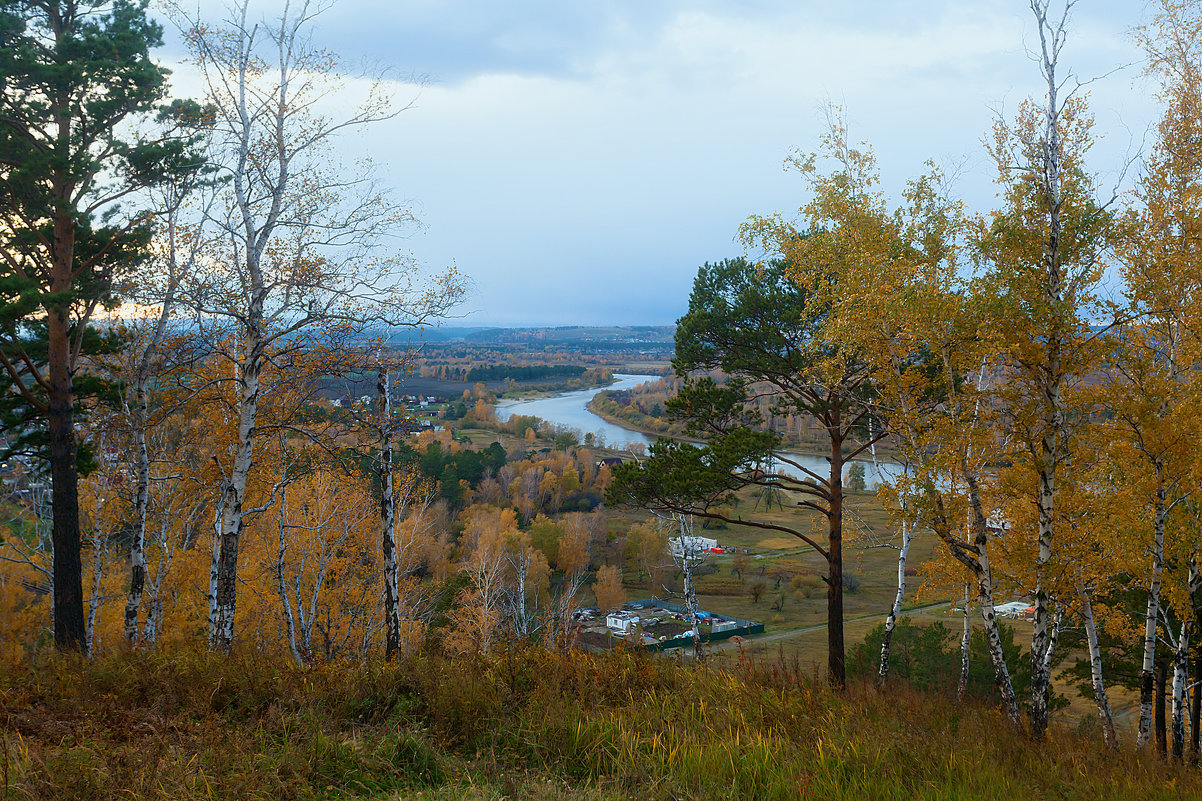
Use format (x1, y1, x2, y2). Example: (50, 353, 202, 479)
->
(1172, 622, 1190, 761)
(1030, 441, 1057, 741)
(680, 520, 702, 660)
(1036, 608, 1063, 730)
(48, 301, 85, 652)
(124, 378, 151, 643)
(1078, 584, 1117, 749)
(1157, 659, 1169, 757)
(1029, 0, 1067, 745)
(1138, 471, 1167, 748)
(827, 430, 845, 689)
(208, 332, 263, 652)
(275, 484, 303, 666)
(967, 476, 1021, 725)
(1191, 651, 1201, 764)
(958, 583, 971, 702)
(878, 520, 912, 686)
(931, 475, 1020, 725)
(85, 528, 104, 656)
(379, 363, 401, 659)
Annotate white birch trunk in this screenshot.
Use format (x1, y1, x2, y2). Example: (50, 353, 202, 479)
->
(1138, 471, 1167, 748)
(1172, 620, 1190, 761)
(673, 514, 703, 658)
(967, 475, 1022, 725)
(1077, 583, 1117, 748)
(958, 583, 971, 702)
(123, 379, 150, 644)
(208, 344, 262, 652)
(378, 362, 402, 658)
(877, 520, 912, 684)
(275, 485, 303, 665)
(507, 547, 531, 637)
(123, 206, 187, 644)
(1028, 0, 1068, 742)
(1037, 607, 1063, 724)
(85, 527, 104, 657)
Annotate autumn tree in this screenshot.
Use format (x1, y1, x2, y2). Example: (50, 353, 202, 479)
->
(977, 0, 1119, 739)
(176, 1, 464, 652)
(593, 564, 626, 614)
(1119, 0, 1202, 750)
(0, 0, 202, 651)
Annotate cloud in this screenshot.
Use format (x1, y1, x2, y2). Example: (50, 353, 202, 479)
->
(153, 1, 1159, 326)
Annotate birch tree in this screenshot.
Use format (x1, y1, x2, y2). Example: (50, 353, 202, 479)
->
(1124, 0, 1202, 748)
(175, 1, 463, 651)
(976, 0, 1118, 739)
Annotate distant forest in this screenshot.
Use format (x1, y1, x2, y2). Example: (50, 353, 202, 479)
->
(463, 364, 586, 381)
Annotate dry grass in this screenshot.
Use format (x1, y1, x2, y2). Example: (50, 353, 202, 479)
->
(0, 645, 1196, 800)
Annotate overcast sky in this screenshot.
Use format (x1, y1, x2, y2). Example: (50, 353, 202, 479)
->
(156, 1, 1162, 327)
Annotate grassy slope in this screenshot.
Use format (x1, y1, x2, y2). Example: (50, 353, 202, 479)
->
(1, 647, 1195, 801)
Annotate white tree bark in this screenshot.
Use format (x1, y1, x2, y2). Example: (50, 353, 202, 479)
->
(958, 583, 971, 702)
(274, 484, 303, 666)
(1138, 470, 1167, 748)
(378, 362, 402, 658)
(85, 526, 105, 657)
(123, 175, 205, 644)
(209, 345, 262, 651)
(1077, 583, 1117, 748)
(877, 519, 912, 684)
(666, 513, 703, 658)
(1171, 620, 1190, 761)
(967, 476, 1022, 725)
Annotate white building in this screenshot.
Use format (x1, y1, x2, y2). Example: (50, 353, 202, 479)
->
(995, 601, 1031, 618)
(606, 611, 640, 634)
(669, 535, 717, 559)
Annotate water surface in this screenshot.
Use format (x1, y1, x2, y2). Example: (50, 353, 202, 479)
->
(496, 374, 902, 489)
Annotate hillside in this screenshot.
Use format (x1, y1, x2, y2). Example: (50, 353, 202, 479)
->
(3, 647, 1194, 801)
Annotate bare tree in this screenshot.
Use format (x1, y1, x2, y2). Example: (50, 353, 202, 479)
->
(171, 0, 464, 651)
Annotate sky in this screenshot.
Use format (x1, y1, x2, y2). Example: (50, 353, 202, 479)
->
(154, 1, 1163, 327)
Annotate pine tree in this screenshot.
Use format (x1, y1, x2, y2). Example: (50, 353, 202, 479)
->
(0, 0, 199, 651)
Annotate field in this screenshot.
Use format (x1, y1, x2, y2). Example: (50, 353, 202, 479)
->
(600, 483, 1161, 738)
(605, 486, 933, 634)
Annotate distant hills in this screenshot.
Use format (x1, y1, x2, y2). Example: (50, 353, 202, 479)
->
(387, 325, 676, 347)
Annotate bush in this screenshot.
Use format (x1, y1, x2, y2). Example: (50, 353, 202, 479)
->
(847, 618, 1065, 712)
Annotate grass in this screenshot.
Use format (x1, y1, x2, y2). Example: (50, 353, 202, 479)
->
(609, 487, 939, 637)
(1, 645, 1196, 800)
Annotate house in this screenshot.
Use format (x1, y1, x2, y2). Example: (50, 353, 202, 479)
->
(605, 611, 640, 634)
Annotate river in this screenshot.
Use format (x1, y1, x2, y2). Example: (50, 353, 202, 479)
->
(496, 374, 903, 490)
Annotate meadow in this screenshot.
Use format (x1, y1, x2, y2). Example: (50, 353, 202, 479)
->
(2, 646, 1195, 801)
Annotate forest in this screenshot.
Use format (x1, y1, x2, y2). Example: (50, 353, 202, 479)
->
(5, 0, 1202, 798)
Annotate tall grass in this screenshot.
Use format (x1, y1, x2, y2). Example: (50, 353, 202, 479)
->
(0, 644, 1196, 800)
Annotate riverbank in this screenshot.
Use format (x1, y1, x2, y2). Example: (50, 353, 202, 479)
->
(586, 394, 900, 463)
(585, 396, 702, 443)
